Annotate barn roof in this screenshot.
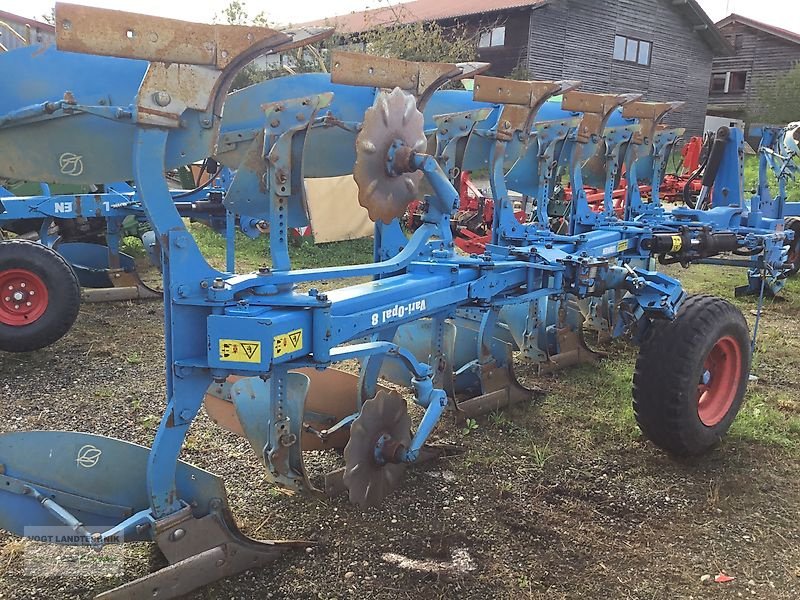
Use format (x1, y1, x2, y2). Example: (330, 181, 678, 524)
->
(300, 0, 549, 33)
(716, 13, 800, 47)
(0, 10, 55, 32)
(302, 0, 731, 55)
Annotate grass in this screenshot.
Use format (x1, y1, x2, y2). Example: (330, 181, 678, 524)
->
(665, 147, 800, 202)
(187, 222, 374, 272)
(664, 263, 800, 454)
(730, 391, 800, 451)
(119, 220, 374, 274)
(122, 208, 800, 457)
(743, 153, 800, 202)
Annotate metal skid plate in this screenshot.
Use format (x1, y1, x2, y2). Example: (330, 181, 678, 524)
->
(203, 367, 367, 451)
(343, 390, 411, 508)
(0, 431, 226, 541)
(353, 88, 427, 224)
(95, 504, 305, 600)
(380, 320, 457, 396)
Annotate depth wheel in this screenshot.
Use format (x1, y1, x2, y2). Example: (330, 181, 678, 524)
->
(0, 239, 81, 352)
(785, 217, 800, 276)
(632, 294, 750, 455)
(343, 390, 412, 508)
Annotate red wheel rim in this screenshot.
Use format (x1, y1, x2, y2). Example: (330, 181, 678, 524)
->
(697, 335, 742, 427)
(0, 269, 49, 326)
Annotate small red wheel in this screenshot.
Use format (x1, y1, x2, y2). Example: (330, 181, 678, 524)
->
(0, 240, 80, 352)
(633, 295, 750, 455)
(0, 268, 49, 326)
(697, 335, 743, 427)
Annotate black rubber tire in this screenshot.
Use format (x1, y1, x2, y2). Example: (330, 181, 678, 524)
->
(0, 239, 81, 352)
(785, 217, 800, 276)
(632, 294, 750, 456)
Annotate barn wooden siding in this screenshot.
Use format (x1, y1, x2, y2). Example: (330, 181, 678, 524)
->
(438, 11, 531, 77)
(525, 0, 715, 135)
(0, 13, 55, 51)
(710, 22, 800, 118)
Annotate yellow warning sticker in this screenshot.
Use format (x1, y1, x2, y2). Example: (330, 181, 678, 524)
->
(273, 328, 303, 358)
(219, 339, 262, 363)
(617, 240, 629, 252)
(670, 235, 683, 252)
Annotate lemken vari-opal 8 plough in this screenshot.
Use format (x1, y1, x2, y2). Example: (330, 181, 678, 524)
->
(0, 4, 793, 598)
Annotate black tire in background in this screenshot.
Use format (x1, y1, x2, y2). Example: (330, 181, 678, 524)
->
(785, 216, 800, 276)
(632, 294, 750, 456)
(0, 239, 81, 352)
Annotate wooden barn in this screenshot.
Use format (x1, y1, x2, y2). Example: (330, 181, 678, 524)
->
(307, 0, 731, 135)
(708, 14, 800, 121)
(0, 10, 55, 52)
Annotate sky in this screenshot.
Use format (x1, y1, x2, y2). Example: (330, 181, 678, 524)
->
(3, 0, 800, 33)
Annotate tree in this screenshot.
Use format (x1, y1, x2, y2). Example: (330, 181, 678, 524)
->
(41, 8, 55, 25)
(215, 1, 269, 27)
(216, 1, 276, 91)
(358, 4, 478, 64)
(755, 64, 800, 124)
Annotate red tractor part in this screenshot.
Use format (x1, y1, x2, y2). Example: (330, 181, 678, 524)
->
(0, 268, 48, 326)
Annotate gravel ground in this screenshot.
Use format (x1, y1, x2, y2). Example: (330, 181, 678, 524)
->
(0, 290, 799, 599)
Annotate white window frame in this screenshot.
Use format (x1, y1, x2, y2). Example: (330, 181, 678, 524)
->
(478, 26, 506, 48)
(612, 34, 652, 66)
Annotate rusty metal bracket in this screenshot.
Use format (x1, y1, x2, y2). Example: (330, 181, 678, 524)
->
(95, 503, 306, 600)
(56, 2, 288, 68)
(55, 4, 332, 127)
(621, 101, 684, 145)
(562, 91, 643, 143)
(330, 50, 489, 108)
(455, 360, 540, 419)
(473, 76, 580, 110)
(474, 76, 581, 141)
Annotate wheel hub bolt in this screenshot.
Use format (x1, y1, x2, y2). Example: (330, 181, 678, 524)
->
(12, 291, 24, 302)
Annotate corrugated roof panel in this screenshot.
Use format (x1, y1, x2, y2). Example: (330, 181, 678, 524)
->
(301, 0, 548, 32)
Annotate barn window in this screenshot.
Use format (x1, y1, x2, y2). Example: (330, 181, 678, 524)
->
(613, 35, 651, 66)
(710, 71, 748, 94)
(478, 26, 506, 48)
(710, 73, 727, 93)
(729, 71, 747, 91)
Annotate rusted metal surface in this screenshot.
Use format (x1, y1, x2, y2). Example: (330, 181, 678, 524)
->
(56, 3, 289, 68)
(475, 76, 580, 141)
(562, 91, 642, 143)
(494, 104, 531, 140)
(97, 504, 306, 600)
(324, 442, 463, 498)
(622, 101, 684, 144)
(137, 63, 221, 125)
(203, 368, 380, 451)
(455, 361, 535, 419)
(474, 76, 578, 108)
(353, 88, 426, 224)
(330, 51, 485, 99)
(342, 390, 411, 508)
(271, 27, 333, 54)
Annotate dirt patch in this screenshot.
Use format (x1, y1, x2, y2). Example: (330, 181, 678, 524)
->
(0, 294, 799, 599)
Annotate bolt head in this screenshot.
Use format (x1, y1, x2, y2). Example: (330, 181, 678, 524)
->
(152, 91, 171, 107)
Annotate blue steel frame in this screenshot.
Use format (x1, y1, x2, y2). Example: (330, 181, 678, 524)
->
(0, 15, 793, 553)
